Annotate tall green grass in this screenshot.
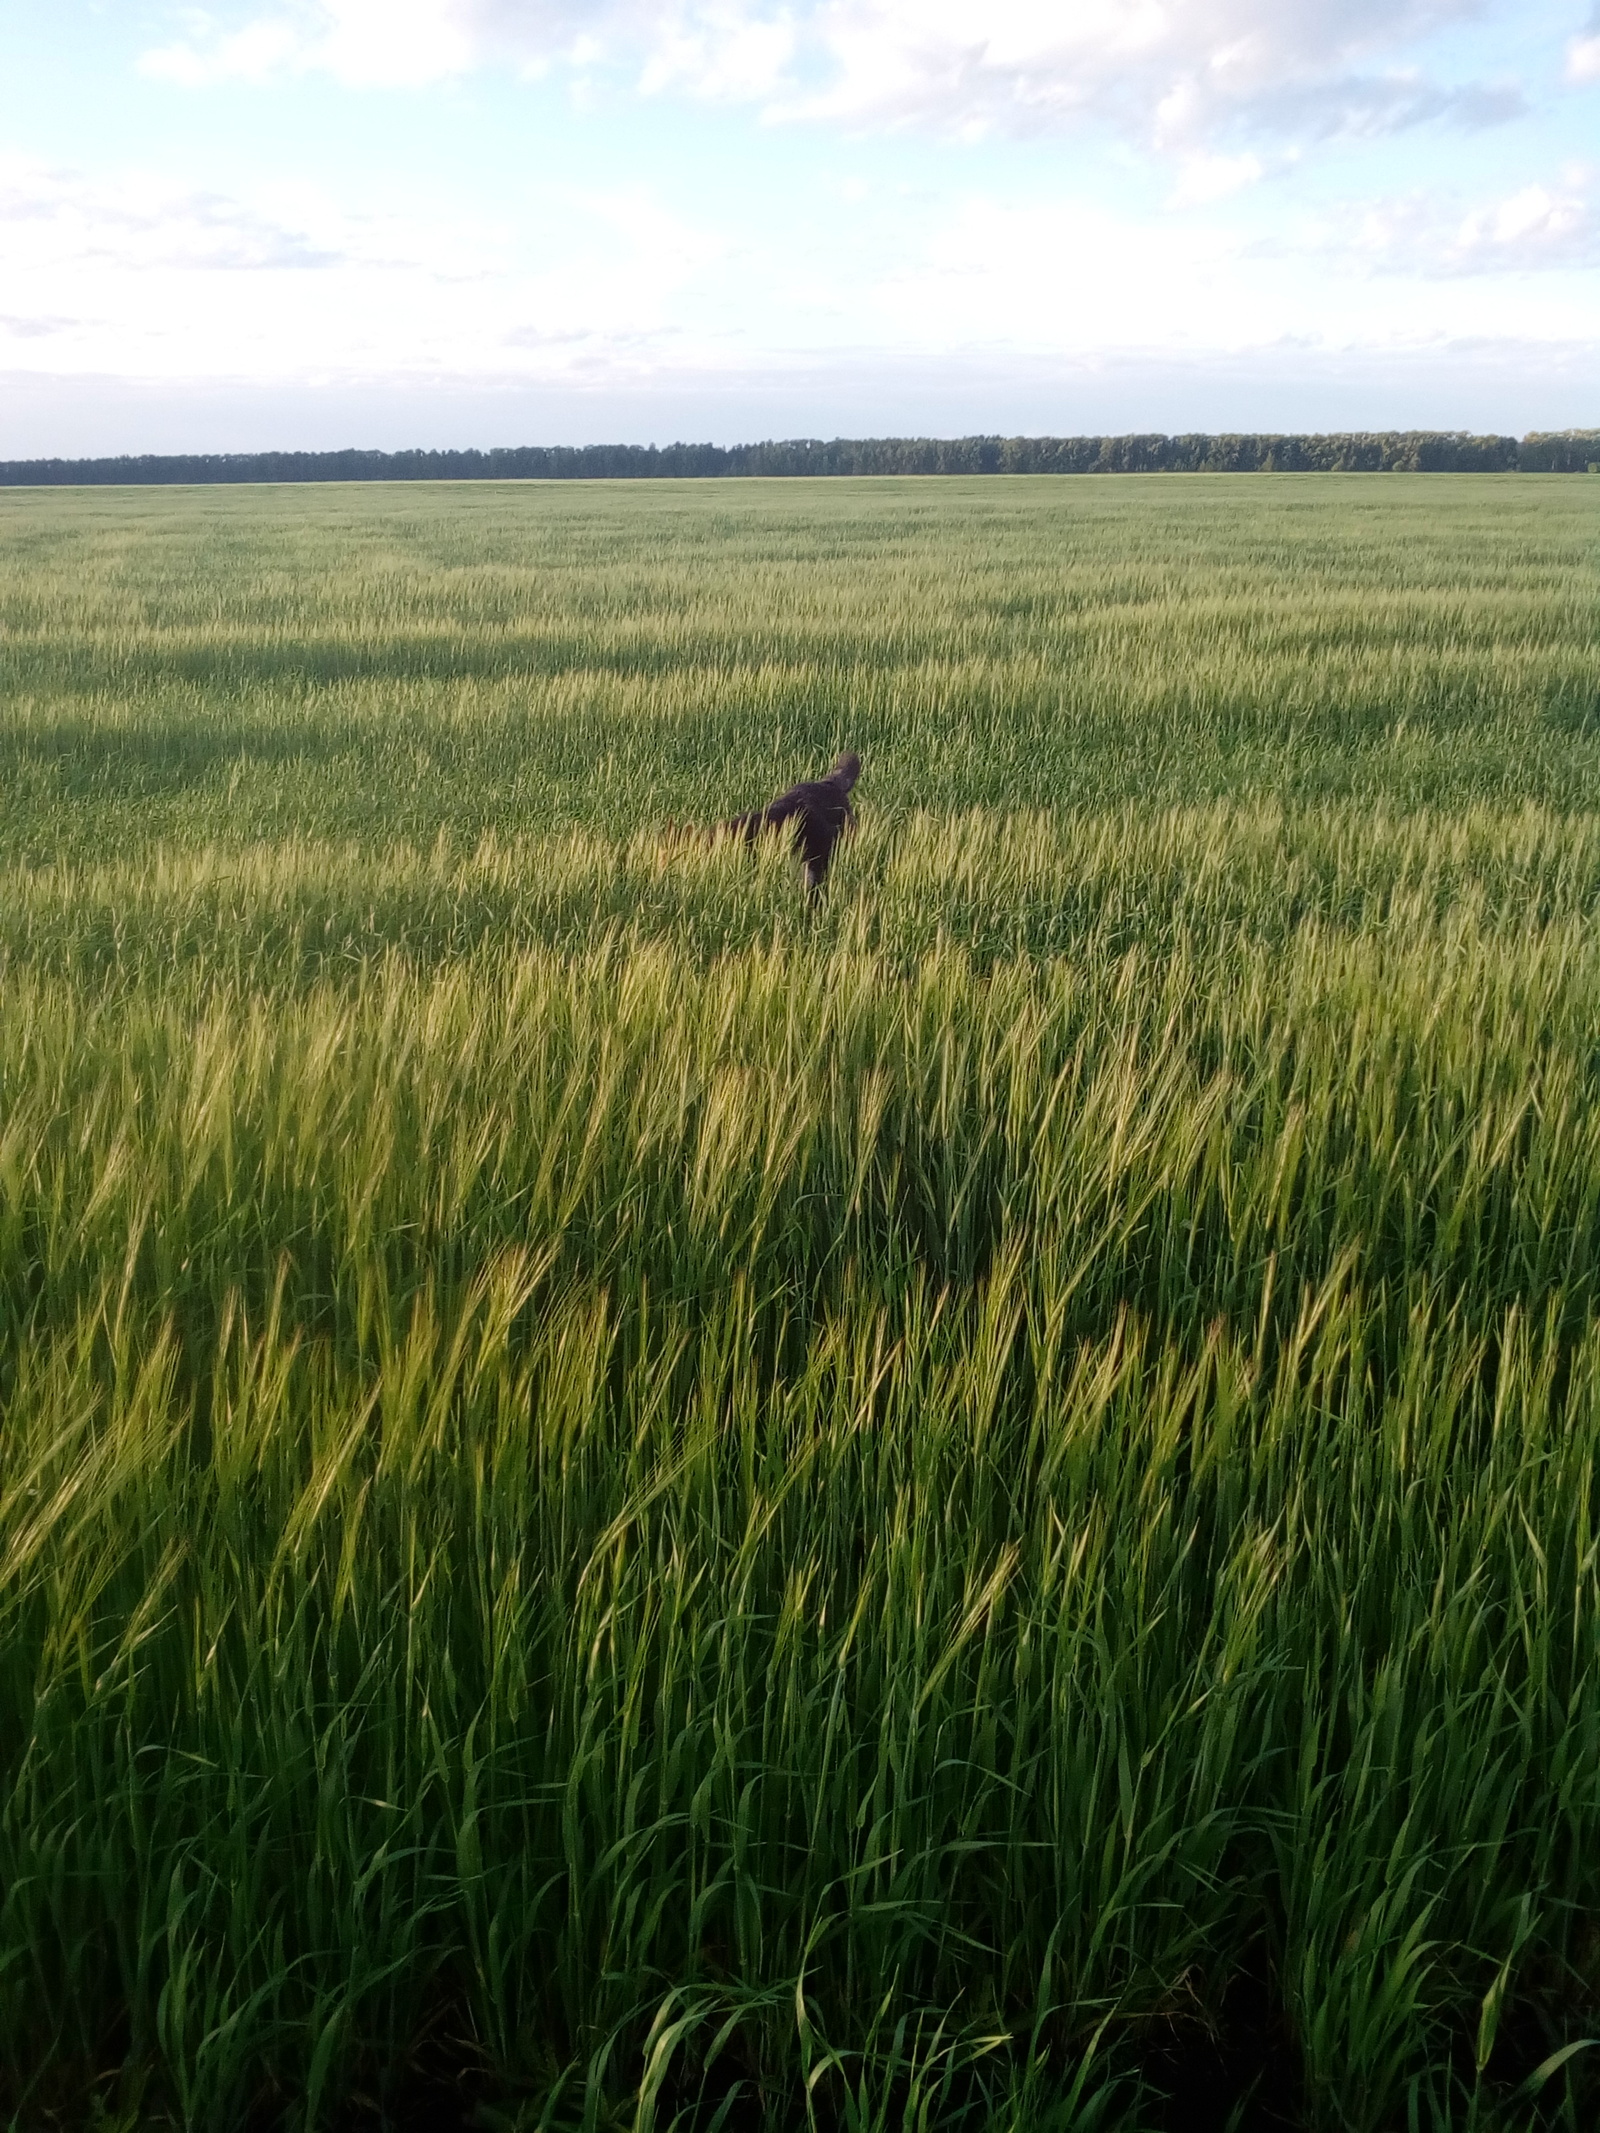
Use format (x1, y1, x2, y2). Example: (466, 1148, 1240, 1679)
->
(1, 478, 1598, 2129)
(3, 476, 1598, 866)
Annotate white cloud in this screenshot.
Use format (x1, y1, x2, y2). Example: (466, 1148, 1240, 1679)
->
(1454, 179, 1598, 265)
(502, 184, 733, 343)
(0, 151, 535, 290)
(774, 0, 1520, 145)
(137, 1, 783, 94)
(1168, 151, 1267, 207)
(0, 312, 85, 339)
(1567, 32, 1600, 84)
(1286, 170, 1600, 277)
(7, 131, 1600, 445)
(848, 173, 1600, 372)
(141, 18, 304, 86)
(0, 151, 731, 384)
(141, 0, 532, 90)
(639, 5, 797, 99)
(869, 193, 1258, 351)
(136, 0, 1526, 152)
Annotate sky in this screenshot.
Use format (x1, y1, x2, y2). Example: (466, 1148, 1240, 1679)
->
(3, 0, 1599, 454)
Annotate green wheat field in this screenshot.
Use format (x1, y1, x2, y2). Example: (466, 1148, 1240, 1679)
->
(2, 473, 1599, 2132)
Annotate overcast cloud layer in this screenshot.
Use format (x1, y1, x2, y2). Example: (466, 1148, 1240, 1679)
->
(3, 0, 1597, 451)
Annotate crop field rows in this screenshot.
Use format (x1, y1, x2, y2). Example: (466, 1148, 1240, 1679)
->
(1, 476, 1598, 2131)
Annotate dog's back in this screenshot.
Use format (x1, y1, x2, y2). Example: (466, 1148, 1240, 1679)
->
(667, 751, 862, 895)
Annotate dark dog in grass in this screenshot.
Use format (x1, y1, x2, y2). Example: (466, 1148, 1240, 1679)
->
(669, 752, 861, 898)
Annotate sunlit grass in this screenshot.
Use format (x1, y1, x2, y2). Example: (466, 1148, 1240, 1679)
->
(1, 477, 1598, 2129)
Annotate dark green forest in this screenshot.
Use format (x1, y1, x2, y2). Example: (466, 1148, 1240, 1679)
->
(3, 427, 1596, 485)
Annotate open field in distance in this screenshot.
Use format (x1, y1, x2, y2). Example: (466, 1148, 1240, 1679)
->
(1, 476, 1598, 2131)
(5, 475, 1600, 866)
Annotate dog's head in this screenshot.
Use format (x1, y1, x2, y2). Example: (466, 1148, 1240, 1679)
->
(831, 751, 862, 792)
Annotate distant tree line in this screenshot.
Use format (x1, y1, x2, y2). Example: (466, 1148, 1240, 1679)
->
(3, 430, 1597, 486)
